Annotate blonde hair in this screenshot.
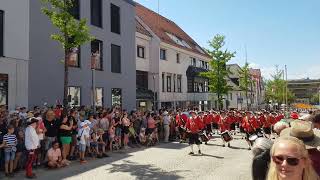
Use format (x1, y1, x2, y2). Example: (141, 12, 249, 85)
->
(266, 136, 319, 180)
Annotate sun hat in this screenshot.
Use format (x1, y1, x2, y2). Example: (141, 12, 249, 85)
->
(280, 120, 320, 149)
(27, 118, 39, 126)
(80, 122, 86, 127)
(84, 120, 91, 125)
(163, 111, 168, 116)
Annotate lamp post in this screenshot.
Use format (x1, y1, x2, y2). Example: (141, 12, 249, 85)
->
(91, 51, 100, 114)
(153, 74, 156, 111)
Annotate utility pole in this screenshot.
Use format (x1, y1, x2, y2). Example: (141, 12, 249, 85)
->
(285, 65, 288, 112)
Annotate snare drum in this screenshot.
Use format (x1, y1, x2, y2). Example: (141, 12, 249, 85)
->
(248, 134, 258, 142)
(221, 131, 233, 142)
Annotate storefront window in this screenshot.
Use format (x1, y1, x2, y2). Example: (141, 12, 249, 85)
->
(0, 74, 8, 106)
(95, 87, 103, 107)
(68, 86, 81, 106)
(112, 88, 122, 107)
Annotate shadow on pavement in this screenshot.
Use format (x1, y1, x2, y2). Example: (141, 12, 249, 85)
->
(228, 146, 250, 151)
(192, 153, 224, 159)
(106, 160, 186, 180)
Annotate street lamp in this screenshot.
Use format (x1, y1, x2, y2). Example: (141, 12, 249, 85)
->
(91, 51, 100, 114)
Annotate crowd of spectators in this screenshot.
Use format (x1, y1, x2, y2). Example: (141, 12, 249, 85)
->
(0, 105, 177, 178)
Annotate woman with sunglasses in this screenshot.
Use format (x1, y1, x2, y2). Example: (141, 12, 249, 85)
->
(267, 136, 319, 180)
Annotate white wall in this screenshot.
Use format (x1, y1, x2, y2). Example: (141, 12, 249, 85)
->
(0, 0, 30, 109)
(136, 32, 151, 72)
(158, 42, 210, 103)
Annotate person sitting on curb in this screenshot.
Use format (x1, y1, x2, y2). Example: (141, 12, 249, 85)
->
(47, 141, 68, 168)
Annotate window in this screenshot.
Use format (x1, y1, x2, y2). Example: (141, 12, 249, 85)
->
(177, 75, 182, 93)
(91, 39, 103, 70)
(173, 74, 176, 92)
(68, 0, 80, 19)
(111, 88, 122, 107)
(136, 71, 148, 89)
(111, 3, 120, 34)
(0, 10, 3, 57)
(191, 57, 196, 66)
(137, 46, 145, 58)
(95, 88, 104, 107)
(68, 86, 81, 106)
(68, 47, 80, 68)
(160, 49, 166, 60)
(230, 93, 233, 100)
(91, 0, 102, 27)
(176, 53, 180, 63)
(198, 83, 203, 93)
(0, 74, 8, 106)
(162, 73, 165, 92)
(194, 82, 198, 92)
(201, 61, 205, 68)
(167, 75, 171, 92)
(204, 80, 209, 92)
(111, 44, 121, 73)
(205, 62, 209, 69)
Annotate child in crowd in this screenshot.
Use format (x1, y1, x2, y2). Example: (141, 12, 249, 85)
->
(13, 130, 26, 172)
(97, 129, 108, 157)
(139, 128, 147, 145)
(3, 125, 17, 177)
(109, 124, 115, 152)
(90, 132, 99, 158)
(47, 141, 68, 168)
(78, 122, 90, 164)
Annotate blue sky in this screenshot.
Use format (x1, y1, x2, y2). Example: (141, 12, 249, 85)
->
(135, 0, 320, 80)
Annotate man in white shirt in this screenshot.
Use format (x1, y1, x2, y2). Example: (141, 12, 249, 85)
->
(163, 111, 171, 143)
(25, 118, 39, 179)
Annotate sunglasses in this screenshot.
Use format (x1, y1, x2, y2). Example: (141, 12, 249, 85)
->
(272, 155, 301, 166)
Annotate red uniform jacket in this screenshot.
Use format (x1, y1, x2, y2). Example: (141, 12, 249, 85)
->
(242, 117, 255, 133)
(186, 117, 202, 134)
(204, 115, 212, 125)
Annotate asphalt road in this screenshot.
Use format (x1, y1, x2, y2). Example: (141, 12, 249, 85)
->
(5, 134, 253, 180)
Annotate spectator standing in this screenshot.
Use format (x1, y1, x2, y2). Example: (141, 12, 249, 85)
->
(43, 110, 59, 151)
(25, 118, 39, 179)
(163, 111, 171, 143)
(68, 109, 78, 160)
(3, 125, 17, 177)
(122, 112, 131, 149)
(59, 113, 73, 163)
(266, 136, 319, 180)
(14, 130, 25, 172)
(251, 138, 273, 180)
(78, 121, 90, 164)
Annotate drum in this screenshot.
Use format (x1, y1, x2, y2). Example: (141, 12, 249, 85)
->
(248, 134, 258, 142)
(199, 132, 209, 142)
(221, 131, 233, 142)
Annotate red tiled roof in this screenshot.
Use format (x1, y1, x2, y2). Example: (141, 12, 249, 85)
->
(135, 3, 210, 59)
(136, 19, 152, 37)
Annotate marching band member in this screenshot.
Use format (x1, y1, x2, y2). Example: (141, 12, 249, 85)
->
(204, 111, 213, 137)
(198, 111, 209, 144)
(175, 110, 187, 143)
(185, 111, 203, 155)
(261, 111, 272, 139)
(218, 111, 232, 147)
(242, 112, 259, 150)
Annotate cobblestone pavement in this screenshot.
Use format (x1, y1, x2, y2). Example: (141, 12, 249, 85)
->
(5, 135, 253, 180)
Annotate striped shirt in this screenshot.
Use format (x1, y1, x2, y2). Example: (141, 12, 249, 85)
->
(3, 134, 17, 147)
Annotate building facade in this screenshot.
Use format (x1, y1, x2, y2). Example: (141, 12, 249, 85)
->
(135, 4, 212, 111)
(1, 0, 137, 110)
(288, 79, 320, 104)
(0, 0, 30, 110)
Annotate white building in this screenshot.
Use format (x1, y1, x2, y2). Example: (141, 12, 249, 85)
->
(135, 4, 212, 111)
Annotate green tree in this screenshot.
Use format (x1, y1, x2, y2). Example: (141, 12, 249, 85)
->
(310, 92, 320, 105)
(200, 34, 236, 110)
(265, 67, 295, 105)
(41, 0, 93, 108)
(239, 62, 253, 110)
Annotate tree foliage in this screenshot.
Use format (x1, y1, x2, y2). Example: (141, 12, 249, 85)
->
(41, 0, 93, 51)
(41, 0, 93, 107)
(265, 67, 295, 104)
(200, 34, 236, 109)
(239, 62, 253, 110)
